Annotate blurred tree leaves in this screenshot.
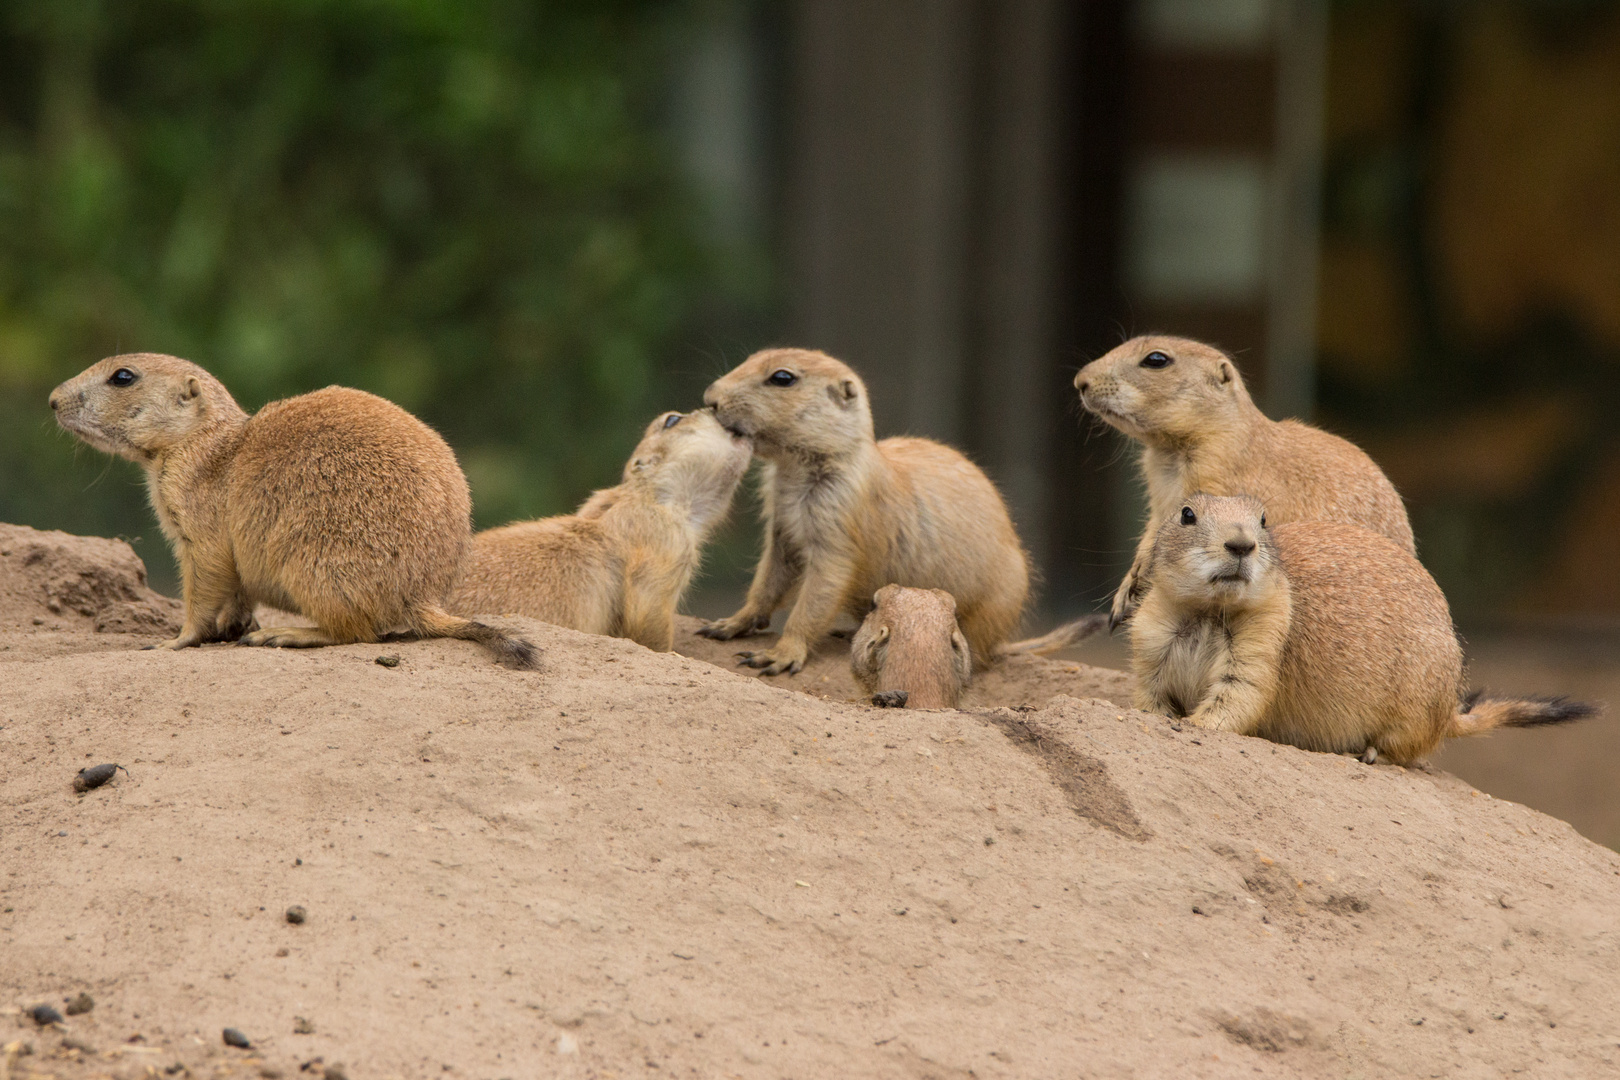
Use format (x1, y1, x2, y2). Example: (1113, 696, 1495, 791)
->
(0, 0, 737, 586)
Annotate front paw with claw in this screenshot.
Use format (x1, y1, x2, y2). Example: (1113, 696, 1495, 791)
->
(698, 613, 771, 641)
(1108, 577, 1141, 631)
(734, 644, 806, 677)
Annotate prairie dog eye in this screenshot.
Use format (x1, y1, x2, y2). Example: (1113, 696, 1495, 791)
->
(766, 369, 798, 387)
(1139, 351, 1173, 369)
(1259, 512, 1267, 528)
(107, 368, 138, 387)
(1180, 506, 1197, 526)
(662, 413, 682, 429)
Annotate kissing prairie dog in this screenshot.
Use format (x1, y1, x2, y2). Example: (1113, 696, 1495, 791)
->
(1075, 335, 1413, 628)
(449, 408, 751, 651)
(851, 585, 972, 709)
(698, 347, 1030, 675)
(49, 353, 536, 668)
(1130, 493, 1596, 764)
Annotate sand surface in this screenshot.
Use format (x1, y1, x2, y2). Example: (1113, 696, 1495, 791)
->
(5, 524, 1620, 1080)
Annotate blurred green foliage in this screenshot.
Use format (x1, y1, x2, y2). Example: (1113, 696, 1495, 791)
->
(0, 0, 753, 590)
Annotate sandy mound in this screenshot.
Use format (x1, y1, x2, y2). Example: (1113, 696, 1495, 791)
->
(5, 529, 1620, 1079)
(671, 615, 1133, 710)
(0, 524, 181, 637)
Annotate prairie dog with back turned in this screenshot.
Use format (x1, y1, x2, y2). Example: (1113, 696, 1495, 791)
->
(449, 409, 751, 651)
(1130, 493, 1596, 764)
(1076, 335, 1412, 628)
(698, 347, 1032, 675)
(49, 353, 536, 667)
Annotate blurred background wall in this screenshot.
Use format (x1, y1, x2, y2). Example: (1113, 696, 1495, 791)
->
(2, 1, 1617, 842)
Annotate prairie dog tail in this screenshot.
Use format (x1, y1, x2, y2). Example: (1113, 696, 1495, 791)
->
(413, 603, 540, 670)
(1000, 614, 1108, 657)
(1450, 690, 1600, 738)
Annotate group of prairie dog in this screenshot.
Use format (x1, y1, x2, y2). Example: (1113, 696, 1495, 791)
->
(50, 335, 1597, 765)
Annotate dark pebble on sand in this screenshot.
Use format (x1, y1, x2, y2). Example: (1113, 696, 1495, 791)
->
(73, 763, 122, 793)
(30, 1003, 63, 1025)
(223, 1027, 252, 1049)
(871, 690, 908, 708)
(294, 1016, 315, 1034)
(64, 992, 94, 1015)
(375, 655, 400, 668)
(286, 905, 307, 924)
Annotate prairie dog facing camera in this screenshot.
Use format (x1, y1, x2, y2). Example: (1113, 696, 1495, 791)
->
(49, 353, 536, 668)
(698, 347, 1031, 675)
(1131, 493, 1597, 764)
(450, 408, 751, 651)
(1075, 335, 1413, 628)
(851, 585, 972, 709)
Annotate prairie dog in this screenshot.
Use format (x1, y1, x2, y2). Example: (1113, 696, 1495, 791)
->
(851, 585, 972, 709)
(1131, 493, 1596, 764)
(1075, 335, 1413, 628)
(449, 409, 751, 651)
(49, 353, 536, 668)
(698, 347, 1030, 675)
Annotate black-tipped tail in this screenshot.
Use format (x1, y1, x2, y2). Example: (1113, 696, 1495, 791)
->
(416, 604, 539, 670)
(1452, 691, 1601, 737)
(1000, 614, 1108, 657)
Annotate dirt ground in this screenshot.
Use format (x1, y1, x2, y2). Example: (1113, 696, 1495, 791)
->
(6, 524, 1620, 1080)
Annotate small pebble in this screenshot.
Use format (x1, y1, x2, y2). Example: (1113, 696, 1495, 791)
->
(30, 1004, 63, 1026)
(375, 655, 401, 668)
(294, 1016, 315, 1034)
(61, 1035, 96, 1054)
(64, 992, 94, 1016)
(276, 948, 290, 958)
(286, 905, 307, 925)
(74, 763, 125, 793)
(223, 1027, 252, 1049)
(261, 1069, 285, 1079)
(324, 1064, 348, 1080)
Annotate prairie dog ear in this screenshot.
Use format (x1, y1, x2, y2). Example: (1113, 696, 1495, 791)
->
(1218, 362, 1234, 386)
(950, 628, 972, 683)
(181, 376, 201, 403)
(827, 378, 859, 407)
(871, 625, 891, 648)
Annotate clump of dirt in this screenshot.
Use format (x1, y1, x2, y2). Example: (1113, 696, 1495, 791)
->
(0, 523, 180, 635)
(6, 525, 1620, 1079)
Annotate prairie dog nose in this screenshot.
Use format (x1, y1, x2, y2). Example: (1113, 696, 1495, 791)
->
(702, 385, 719, 408)
(1074, 373, 1088, 392)
(1225, 536, 1256, 558)
(49, 391, 60, 411)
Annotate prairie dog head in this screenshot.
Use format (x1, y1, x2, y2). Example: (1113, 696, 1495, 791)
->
(702, 347, 874, 460)
(50, 353, 245, 464)
(619, 409, 753, 537)
(1145, 493, 1282, 611)
(850, 585, 972, 709)
(1074, 336, 1254, 446)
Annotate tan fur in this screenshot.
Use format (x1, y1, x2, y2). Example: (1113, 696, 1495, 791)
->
(1131, 494, 1596, 763)
(1075, 335, 1414, 628)
(698, 347, 1030, 675)
(850, 585, 972, 709)
(449, 409, 751, 651)
(49, 353, 535, 668)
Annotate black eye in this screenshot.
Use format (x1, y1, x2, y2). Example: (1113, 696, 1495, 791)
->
(766, 369, 798, 387)
(1180, 506, 1197, 526)
(1259, 513, 1267, 528)
(107, 368, 137, 387)
(1140, 351, 1173, 369)
(662, 413, 682, 429)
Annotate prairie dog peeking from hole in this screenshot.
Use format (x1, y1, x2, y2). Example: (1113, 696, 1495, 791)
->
(1130, 493, 1598, 764)
(450, 408, 751, 651)
(851, 585, 971, 709)
(1075, 335, 1412, 629)
(49, 353, 536, 668)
